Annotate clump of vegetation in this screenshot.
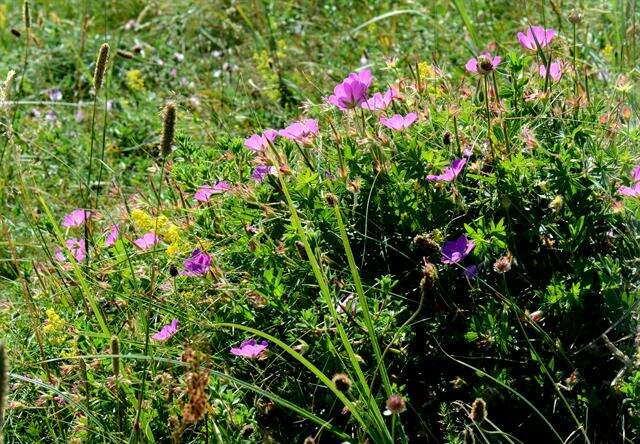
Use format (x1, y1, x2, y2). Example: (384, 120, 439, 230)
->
(1, 1, 639, 442)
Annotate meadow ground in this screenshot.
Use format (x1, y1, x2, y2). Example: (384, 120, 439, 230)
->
(0, 0, 639, 442)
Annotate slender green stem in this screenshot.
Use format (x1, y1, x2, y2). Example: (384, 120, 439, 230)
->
(483, 76, 495, 159)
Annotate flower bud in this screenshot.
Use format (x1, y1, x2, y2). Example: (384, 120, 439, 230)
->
(331, 373, 352, 392)
(470, 398, 487, 422)
(384, 393, 406, 415)
(568, 9, 583, 24)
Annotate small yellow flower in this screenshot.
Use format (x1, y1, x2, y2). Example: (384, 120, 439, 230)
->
(166, 242, 182, 256)
(162, 224, 180, 244)
(125, 69, 145, 91)
(43, 308, 66, 345)
(131, 209, 153, 231)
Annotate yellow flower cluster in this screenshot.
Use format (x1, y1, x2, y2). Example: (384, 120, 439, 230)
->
(125, 69, 145, 91)
(43, 308, 66, 345)
(131, 209, 185, 255)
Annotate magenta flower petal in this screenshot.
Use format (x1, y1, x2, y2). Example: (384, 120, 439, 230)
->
(194, 181, 231, 202)
(133, 232, 160, 250)
(539, 62, 562, 82)
(104, 224, 120, 247)
(181, 248, 212, 276)
(55, 238, 86, 263)
(279, 119, 319, 144)
(518, 26, 556, 50)
(230, 339, 269, 358)
(244, 129, 278, 151)
(465, 57, 478, 73)
(426, 157, 467, 182)
(619, 182, 640, 197)
(380, 113, 417, 131)
(61, 209, 91, 228)
(441, 235, 475, 264)
(327, 70, 373, 110)
(152, 319, 179, 341)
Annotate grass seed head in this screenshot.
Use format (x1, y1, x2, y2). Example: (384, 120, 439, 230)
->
(161, 102, 177, 157)
(93, 43, 110, 92)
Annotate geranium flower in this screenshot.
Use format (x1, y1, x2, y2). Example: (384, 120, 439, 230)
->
(279, 119, 319, 144)
(181, 248, 211, 276)
(104, 224, 120, 247)
(361, 87, 398, 111)
(55, 238, 86, 262)
(327, 69, 373, 110)
(380, 112, 417, 131)
(61, 209, 91, 228)
(539, 62, 562, 82)
(133, 232, 160, 250)
(466, 52, 501, 75)
(517, 26, 556, 50)
(230, 339, 268, 358)
(251, 165, 277, 182)
(194, 181, 231, 202)
(244, 129, 278, 151)
(441, 235, 475, 264)
(426, 158, 467, 182)
(464, 265, 479, 278)
(152, 319, 178, 341)
(618, 165, 640, 197)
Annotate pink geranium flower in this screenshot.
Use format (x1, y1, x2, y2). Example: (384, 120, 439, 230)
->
(465, 52, 501, 75)
(618, 164, 640, 197)
(426, 157, 467, 182)
(539, 62, 562, 82)
(244, 129, 278, 151)
(380, 112, 417, 131)
(104, 224, 120, 247)
(152, 319, 178, 341)
(517, 26, 556, 50)
(133, 232, 160, 250)
(194, 181, 231, 202)
(61, 209, 91, 228)
(279, 119, 319, 144)
(327, 69, 373, 110)
(230, 339, 268, 359)
(55, 238, 86, 263)
(361, 87, 398, 111)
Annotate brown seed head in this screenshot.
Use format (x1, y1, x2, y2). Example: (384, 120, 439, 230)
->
(160, 102, 177, 156)
(470, 398, 487, 422)
(331, 373, 352, 392)
(93, 43, 110, 92)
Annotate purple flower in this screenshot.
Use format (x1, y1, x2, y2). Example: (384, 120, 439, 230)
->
(426, 157, 467, 182)
(61, 209, 91, 228)
(279, 119, 319, 144)
(327, 69, 373, 110)
(517, 26, 556, 50)
(133, 232, 160, 250)
(75, 108, 85, 123)
(251, 165, 277, 182)
(539, 62, 562, 82)
(181, 248, 211, 276)
(152, 319, 179, 341)
(464, 265, 479, 278)
(380, 112, 417, 131)
(55, 238, 86, 263)
(47, 89, 62, 102)
(244, 129, 278, 152)
(230, 339, 268, 359)
(465, 52, 501, 75)
(194, 181, 231, 202)
(104, 224, 120, 247)
(441, 235, 475, 264)
(632, 165, 640, 182)
(361, 87, 398, 111)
